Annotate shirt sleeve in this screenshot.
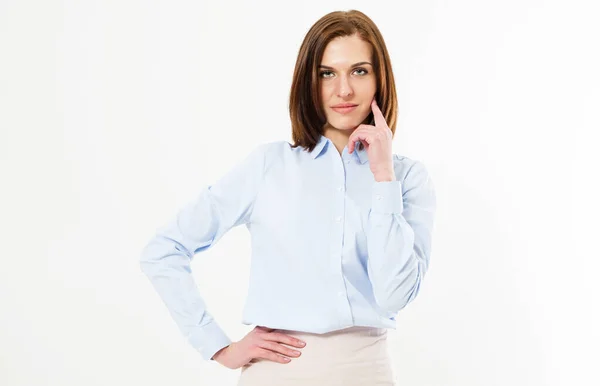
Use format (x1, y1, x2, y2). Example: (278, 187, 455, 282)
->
(365, 159, 436, 315)
(139, 143, 270, 361)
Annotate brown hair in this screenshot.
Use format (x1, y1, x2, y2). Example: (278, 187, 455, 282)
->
(289, 10, 398, 152)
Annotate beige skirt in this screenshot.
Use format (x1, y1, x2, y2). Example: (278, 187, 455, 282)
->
(236, 325, 397, 386)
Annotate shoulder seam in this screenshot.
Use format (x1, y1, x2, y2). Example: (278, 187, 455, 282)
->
(402, 159, 422, 185)
(248, 142, 278, 223)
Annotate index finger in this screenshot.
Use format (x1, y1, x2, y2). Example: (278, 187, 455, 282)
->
(265, 332, 307, 348)
(371, 98, 386, 127)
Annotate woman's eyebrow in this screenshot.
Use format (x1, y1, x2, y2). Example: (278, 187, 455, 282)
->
(318, 61, 373, 69)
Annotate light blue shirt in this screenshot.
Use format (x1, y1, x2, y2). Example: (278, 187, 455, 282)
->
(139, 134, 436, 361)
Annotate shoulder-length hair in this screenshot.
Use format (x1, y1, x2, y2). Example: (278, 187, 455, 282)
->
(289, 10, 398, 152)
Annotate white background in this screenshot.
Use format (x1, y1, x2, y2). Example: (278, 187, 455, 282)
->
(1, 0, 598, 385)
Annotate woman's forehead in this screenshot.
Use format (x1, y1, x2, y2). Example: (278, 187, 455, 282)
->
(321, 36, 372, 67)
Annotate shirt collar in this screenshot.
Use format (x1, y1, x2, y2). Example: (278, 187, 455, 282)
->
(310, 134, 368, 164)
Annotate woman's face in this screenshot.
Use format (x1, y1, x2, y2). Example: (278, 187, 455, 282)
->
(319, 34, 377, 132)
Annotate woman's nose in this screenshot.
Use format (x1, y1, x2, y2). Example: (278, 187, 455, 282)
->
(336, 76, 353, 97)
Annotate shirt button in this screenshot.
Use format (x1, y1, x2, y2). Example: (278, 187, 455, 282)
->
(345, 159, 351, 164)
(335, 216, 342, 223)
(375, 194, 382, 200)
(338, 186, 344, 192)
(337, 291, 345, 297)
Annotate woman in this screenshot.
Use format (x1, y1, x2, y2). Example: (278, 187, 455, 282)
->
(140, 9, 436, 386)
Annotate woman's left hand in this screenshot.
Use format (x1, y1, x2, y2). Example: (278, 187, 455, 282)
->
(348, 99, 396, 182)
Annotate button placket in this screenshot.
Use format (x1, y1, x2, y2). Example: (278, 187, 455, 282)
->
(331, 154, 352, 327)
(329, 155, 346, 274)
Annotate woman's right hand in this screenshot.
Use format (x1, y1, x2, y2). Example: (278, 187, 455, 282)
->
(211, 326, 306, 369)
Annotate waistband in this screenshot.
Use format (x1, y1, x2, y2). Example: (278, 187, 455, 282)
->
(273, 325, 387, 339)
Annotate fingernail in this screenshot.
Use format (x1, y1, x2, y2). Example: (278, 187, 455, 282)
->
(299, 341, 306, 346)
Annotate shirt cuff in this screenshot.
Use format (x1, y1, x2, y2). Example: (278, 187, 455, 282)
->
(188, 320, 233, 361)
(372, 181, 403, 214)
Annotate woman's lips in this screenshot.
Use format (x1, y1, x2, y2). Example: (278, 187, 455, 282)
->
(331, 105, 357, 114)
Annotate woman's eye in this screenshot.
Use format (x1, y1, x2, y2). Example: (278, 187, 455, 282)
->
(319, 68, 368, 78)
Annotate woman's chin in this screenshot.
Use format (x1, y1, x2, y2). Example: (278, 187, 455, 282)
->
(327, 120, 363, 132)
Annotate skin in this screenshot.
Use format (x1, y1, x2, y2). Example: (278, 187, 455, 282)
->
(212, 326, 306, 368)
(320, 33, 396, 182)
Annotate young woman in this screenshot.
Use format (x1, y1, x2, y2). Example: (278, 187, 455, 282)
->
(140, 9, 436, 386)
